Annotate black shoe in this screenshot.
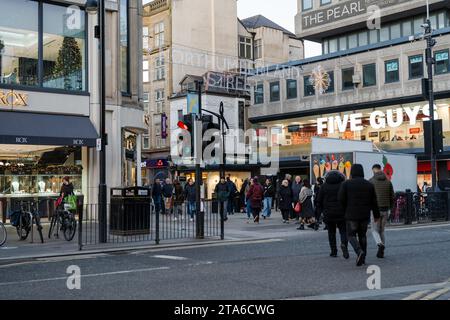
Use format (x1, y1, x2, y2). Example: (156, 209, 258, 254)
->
(330, 250, 338, 258)
(314, 223, 319, 231)
(307, 223, 315, 229)
(377, 244, 385, 259)
(341, 244, 350, 260)
(356, 252, 365, 267)
(297, 224, 305, 230)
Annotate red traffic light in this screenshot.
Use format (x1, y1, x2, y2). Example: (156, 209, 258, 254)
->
(177, 121, 189, 131)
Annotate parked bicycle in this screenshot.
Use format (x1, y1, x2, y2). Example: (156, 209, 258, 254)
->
(49, 203, 77, 242)
(0, 220, 6, 247)
(10, 201, 44, 243)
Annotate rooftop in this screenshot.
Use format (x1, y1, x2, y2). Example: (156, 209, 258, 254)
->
(241, 15, 297, 38)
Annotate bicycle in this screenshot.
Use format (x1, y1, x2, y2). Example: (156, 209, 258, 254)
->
(0, 221, 6, 247)
(48, 204, 77, 242)
(14, 201, 44, 243)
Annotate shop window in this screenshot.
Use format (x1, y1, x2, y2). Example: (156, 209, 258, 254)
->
(435, 49, 450, 75)
(363, 63, 377, 87)
(254, 83, 264, 104)
(409, 55, 424, 79)
(304, 76, 315, 96)
(0, 0, 87, 91)
(342, 68, 354, 90)
(385, 59, 400, 83)
(286, 79, 297, 100)
(270, 81, 280, 102)
(120, 0, 130, 94)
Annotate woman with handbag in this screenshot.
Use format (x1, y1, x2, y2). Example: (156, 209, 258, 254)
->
(278, 180, 293, 224)
(297, 180, 315, 230)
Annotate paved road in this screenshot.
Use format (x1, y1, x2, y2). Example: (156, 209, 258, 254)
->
(0, 222, 449, 300)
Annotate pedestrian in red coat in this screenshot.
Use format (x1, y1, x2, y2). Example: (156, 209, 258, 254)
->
(247, 178, 264, 224)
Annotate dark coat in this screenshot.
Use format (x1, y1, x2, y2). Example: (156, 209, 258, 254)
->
(152, 182, 162, 199)
(247, 183, 264, 209)
(291, 182, 302, 202)
(60, 183, 74, 197)
(263, 184, 275, 198)
(184, 184, 196, 202)
(226, 180, 237, 199)
(173, 184, 184, 205)
(370, 172, 395, 210)
(278, 185, 293, 210)
(215, 182, 230, 202)
(162, 184, 174, 198)
(339, 164, 380, 221)
(317, 171, 345, 223)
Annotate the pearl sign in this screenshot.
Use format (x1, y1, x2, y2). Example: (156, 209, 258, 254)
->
(316, 105, 437, 134)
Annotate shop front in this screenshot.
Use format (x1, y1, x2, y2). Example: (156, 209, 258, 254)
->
(256, 99, 450, 185)
(0, 110, 98, 223)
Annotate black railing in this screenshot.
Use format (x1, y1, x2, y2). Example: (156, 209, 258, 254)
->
(78, 200, 222, 250)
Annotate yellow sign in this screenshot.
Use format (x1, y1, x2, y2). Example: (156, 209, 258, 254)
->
(0, 90, 28, 107)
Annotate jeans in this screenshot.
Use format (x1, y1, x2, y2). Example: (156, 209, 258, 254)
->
(263, 197, 272, 217)
(187, 201, 196, 219)
(372, 211, 389, 246)
(246, 201, 252, 219)
(347, 220, 369, 255)
(227, 198, 235, 214)
(327, 220, 348, 252)
(153, 196, 162, 215)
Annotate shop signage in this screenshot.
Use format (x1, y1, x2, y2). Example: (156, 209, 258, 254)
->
(316, 105, 436, 134)
(302, 0, 411, 30)
(0, 90, 28, 107)
(161, 113, 168, 139)
(145, 159, 169, 169)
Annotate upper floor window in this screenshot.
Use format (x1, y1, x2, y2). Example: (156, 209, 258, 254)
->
(154, 22, 165, 49)
(286, 80, 297, 99)
(239, 36, 252, 60)
(0, 0, 86, 92)
(409, 55, 424, 79)
(385, 59, 400, 83)
(325, 71, 334, 93)
(254, 39, 262, 59)
(302, 0, 313, 11)
(363, 64, 377, 87)
(254, 83, 264, 104)
(143, 135, 150, 150)
(155, 56, 165, 81)
(342, 68, 354, 90)
(320, 0, 331, 5)
(143, 60, 149, 83)
(304, 76, 315, 97)
(120, 0, 130, 94)
(143, 27, 149, 50)
(155, 89, 164, 113)
(435, 49, 450, 75)
(270, 81, 280, 102)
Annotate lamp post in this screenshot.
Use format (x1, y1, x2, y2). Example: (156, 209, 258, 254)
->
(86, 0, 107, 242)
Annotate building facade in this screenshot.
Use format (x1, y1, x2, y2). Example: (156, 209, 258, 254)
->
(142, 0, 302, 183)
(249, 0, 450, 187)
(0, 0, 144, 222)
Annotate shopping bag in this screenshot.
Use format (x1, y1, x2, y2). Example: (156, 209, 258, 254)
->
(64, 195, 77, 211)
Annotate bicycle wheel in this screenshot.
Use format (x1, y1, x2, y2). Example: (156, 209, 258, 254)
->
(16, 214, 30, 240)
(0, 222, 6, 247)
(48, 215, 56, 239)
(63, 215, 77, 242)
(34, 215, 44, 244)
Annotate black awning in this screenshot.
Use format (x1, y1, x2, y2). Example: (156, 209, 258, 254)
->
(0, 111, 99, 147)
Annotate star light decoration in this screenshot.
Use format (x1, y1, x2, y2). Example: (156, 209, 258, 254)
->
(309, 65, 331, 94)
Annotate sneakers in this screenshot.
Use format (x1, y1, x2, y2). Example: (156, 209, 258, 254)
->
(377, 244, 385, 259)
(356, 252, 366, 267)
(341, 244, 350, 260)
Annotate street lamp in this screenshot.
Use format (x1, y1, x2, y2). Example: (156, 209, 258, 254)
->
(86, 0, 107, 243)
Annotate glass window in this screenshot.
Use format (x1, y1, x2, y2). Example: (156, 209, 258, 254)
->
(409, 55, 423, 79)
(120, 0, 130, 94)
(402, 21, 412, 37)
(303, 0, 313, 11)
(143, 136, 150, 150)
(438, 12, 446, 29)
(339, 36, 347, 51)
(0, 0, 39, 86)
(358, 31, 368, 46)
(154, 21, 165, 49)
(380, 26, 390, 42)
(254, 83, 264, 104)
(239, 36, 252, 60)
(155, 55, 165, 80)
(254, 39, 262, 59)
(430, 14, 437, 31)
(435, 49, 450, 75)
(329, 38, 338, 53)
(385, 59, 400, 83)
(325, 71, 334, 93)
(413, 17, 424, 35)
(323, 40, 329, 55)
(369, 29, 378, 44)
(320, 0, 331, 5)
(178, 110, 183, 122)
(390, 23, 401, 39)
(342, 68, 354, 90)
(348, 34, 358, 49)
(270, 81, 280, 102)
(363, 63, 376, 87)
(286, 79, 297, 99)
(304, 75, 315, 96)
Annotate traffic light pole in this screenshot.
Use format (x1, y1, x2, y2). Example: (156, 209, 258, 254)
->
(195, 81, 204, 239)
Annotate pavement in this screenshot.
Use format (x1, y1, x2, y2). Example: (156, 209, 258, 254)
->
(0, 215, 449, 300)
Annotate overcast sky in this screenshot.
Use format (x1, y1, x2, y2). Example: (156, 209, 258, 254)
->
(143, 0, 321, 57)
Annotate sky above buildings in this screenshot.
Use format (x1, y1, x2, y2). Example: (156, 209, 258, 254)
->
(143, 0, 322, 58)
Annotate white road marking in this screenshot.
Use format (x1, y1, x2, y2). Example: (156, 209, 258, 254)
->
(152, 255, 188, 261)
(0, 247, 18, 250)
(0, 266, 170, 287)
(402, 290, 430, 300)
(421, 288, 450, 300)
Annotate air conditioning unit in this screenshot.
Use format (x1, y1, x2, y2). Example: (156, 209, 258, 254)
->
(352, 74, 361, 84)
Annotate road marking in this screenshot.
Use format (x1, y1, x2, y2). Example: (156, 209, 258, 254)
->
(152, 255, 188, 261)
(0, 266, 170, 287)
(37, 254, 109, 262)
(402, 290, 430, 300)
(421, 288, 450, 300)
(0, 247, 18, 250)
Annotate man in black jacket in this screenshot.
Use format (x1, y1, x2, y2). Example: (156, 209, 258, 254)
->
(215, 178, 230, 221)
(339, 164, 380, 266)
(184, 179, 196, 222)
